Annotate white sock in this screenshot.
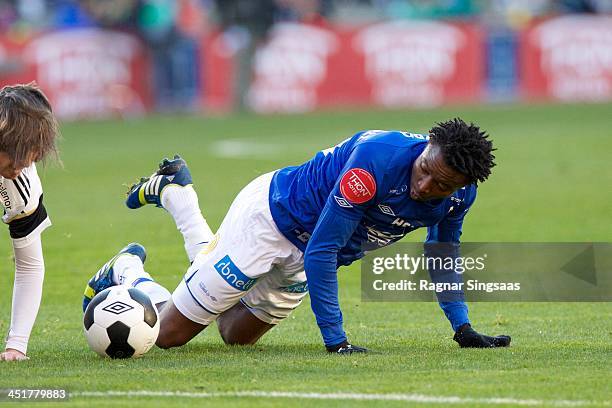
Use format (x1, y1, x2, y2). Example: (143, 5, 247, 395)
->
(112, 255, 149, 286)
(161, 185, 214, 262)
(112, 255, 170, 306)
(134, 281, 171, 306)
(6, 236, 45, 355)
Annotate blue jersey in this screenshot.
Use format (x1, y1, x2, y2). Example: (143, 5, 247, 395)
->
(269, 130, 477, 346)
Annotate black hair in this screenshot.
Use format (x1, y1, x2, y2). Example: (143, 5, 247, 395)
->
(429, 118, 496, 184)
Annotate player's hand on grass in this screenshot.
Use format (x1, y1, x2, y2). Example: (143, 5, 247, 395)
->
(0, 348, 29, 361)
(326, 340, 368, 354)
(453, 324, 511, 348)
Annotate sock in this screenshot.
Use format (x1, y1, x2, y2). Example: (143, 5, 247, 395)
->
(112, 254, 149, 286)
(111, 255, 170, 306)
(134, 280, 171, 306)
(161, 185, 214, 262)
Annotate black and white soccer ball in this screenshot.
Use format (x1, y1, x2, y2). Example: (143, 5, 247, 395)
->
(83, 286, 160, 359)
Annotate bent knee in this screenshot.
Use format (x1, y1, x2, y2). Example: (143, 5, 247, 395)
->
(218, 321, 250, 345)
(155, 300, 207, 349)
(156, 331, 190, 349)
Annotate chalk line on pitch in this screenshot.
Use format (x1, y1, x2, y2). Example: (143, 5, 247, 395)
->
(71, 390, 610, 407)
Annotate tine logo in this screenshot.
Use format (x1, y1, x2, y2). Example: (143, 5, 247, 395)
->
(102, 301, 134, 315)
(339, 168, 376, 204)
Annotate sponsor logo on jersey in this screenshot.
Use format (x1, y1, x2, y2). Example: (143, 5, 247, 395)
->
(401, 132, 429, 140)
(214, 255, 257, 291)
(0, 181, 11, 210)
(389, 184, 408, 195)
(293, 228, 312, 243)
(391, 217, 413, 228)
(281, 281, 309, 293)
(365, 225, 404, 247)
(450, 196, 463, 204)
(339, 168, 376, 204)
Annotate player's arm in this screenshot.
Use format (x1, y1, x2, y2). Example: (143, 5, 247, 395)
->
(304, 144, 387, 353)
(1, 166, 51, 360)
(304, 206, 365, 353)
(426, 189, 510, 348)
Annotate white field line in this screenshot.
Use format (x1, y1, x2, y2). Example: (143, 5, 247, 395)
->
(71, 390, 610, 407)
(210, 139, 284, 159)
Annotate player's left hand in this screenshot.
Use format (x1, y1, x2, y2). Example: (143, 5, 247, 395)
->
(326, 340, 368, 354)
(0, 348, 29, 361)
(453, 324, 511, 348)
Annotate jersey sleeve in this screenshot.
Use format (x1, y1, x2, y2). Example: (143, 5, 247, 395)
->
(425, 187, 477, 332)
(304, 142, 392, 347)
(1, 163, 51, 248)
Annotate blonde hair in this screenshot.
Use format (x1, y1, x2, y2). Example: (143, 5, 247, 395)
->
(0, 82, 59, 167)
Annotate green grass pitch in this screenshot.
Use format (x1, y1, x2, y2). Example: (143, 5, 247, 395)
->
(0, 103, 611, 407)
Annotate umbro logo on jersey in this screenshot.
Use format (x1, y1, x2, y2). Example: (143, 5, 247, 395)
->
(334, 195, 353, 208)
(378, 204, 395, 216)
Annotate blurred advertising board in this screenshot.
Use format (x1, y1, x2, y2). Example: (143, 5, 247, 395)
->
(521, 15, 612, 102)
(202, 21, 485, 113)
(0, 28, 152, 119)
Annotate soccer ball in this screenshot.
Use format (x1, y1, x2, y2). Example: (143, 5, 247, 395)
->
(83, 286, 160, 358)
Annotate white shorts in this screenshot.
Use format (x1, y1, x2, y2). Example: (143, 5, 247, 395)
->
(172, 172, 308, 325)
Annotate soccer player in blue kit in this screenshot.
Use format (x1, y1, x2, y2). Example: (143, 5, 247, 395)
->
(84, 118, 511, 353)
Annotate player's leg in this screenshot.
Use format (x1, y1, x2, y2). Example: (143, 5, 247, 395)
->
(82, 241, 209, 349)
(159, 244, 257, 348)
(125, 155, 214, 263)
(217, 268, 308, 345)
(154, 299, 206, 349)
(216, 302, 274, 345)
(157, 171, 299, 348)
(82, 243, 171, 312)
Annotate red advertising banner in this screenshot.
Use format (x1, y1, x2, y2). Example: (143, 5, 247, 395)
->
(351, 20, 483, 108)
(0, 28, 152, 119)
(521, 15, 612, 102)
(202, 21, 484, 113)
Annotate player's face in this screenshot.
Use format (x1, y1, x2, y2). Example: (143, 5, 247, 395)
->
(410, 143, 469, 201)
(0, 151, 35, 179)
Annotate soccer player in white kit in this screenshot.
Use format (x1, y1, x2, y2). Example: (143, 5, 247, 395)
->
(0, 83, 59, 361)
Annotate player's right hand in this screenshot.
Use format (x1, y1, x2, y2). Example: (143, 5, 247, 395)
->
(453, 324, 511, 348)
(326, 340, 368, 354)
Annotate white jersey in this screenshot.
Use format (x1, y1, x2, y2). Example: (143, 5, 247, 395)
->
(0, 163, 51, 247)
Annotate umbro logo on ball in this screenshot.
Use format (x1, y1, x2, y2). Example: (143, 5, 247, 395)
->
(102, 301, 134, 315)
